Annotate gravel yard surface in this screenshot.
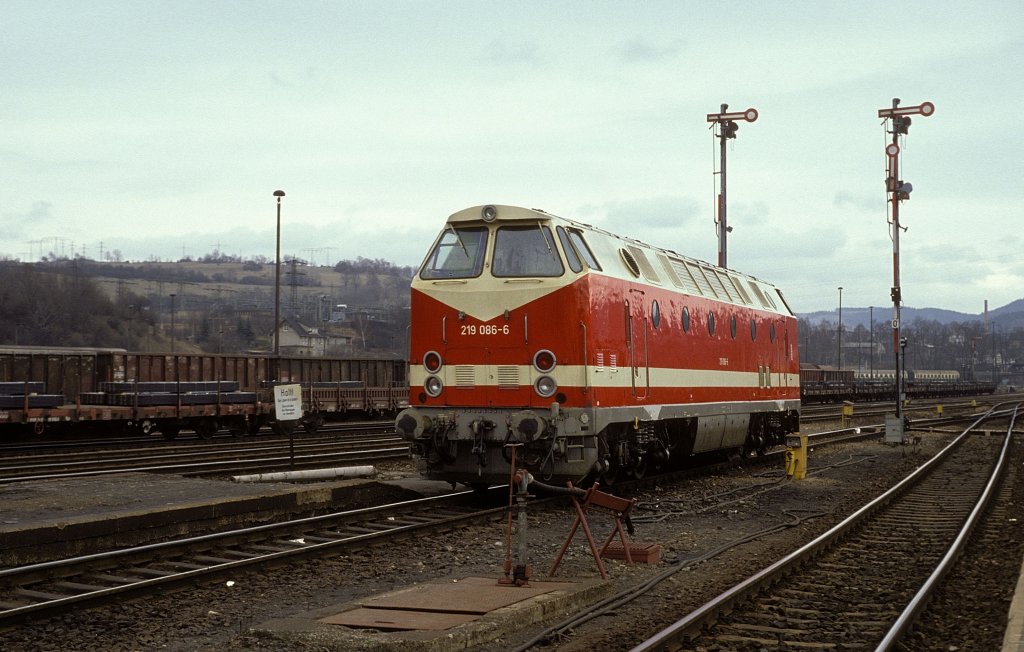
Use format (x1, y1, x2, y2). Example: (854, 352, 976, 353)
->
(3, 426, 1022, 651)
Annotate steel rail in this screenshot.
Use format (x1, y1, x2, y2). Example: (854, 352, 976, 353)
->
(0, 489, 507, 624)
(629, 405, 1010, 651)
(875, 402, 1020, 650)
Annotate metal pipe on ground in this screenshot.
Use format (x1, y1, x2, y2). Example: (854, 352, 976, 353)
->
(231, 466, 376, 483)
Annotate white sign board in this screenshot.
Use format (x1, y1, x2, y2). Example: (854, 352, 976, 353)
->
(273, 384, 303, 421)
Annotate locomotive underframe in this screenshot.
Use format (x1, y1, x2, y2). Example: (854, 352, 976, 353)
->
(397, 399, 800, 486)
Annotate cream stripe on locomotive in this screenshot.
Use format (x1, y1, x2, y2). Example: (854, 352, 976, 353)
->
(410, 364, 799, 389)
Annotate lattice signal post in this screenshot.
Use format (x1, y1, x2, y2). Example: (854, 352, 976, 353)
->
(877, 98, 935, 443)
(706, 104, 758, 268)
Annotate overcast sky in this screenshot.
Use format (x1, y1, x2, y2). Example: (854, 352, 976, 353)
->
(3, 1, 1022, 314)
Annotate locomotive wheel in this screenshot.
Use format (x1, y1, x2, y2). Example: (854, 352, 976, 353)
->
(600, 465, 625, 486)
(631, 460, 648, 479)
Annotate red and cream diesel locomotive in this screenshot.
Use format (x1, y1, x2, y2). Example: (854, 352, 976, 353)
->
(395, 204, 800, 487)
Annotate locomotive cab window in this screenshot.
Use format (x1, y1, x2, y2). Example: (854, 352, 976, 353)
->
(420, 226, 488, 279)
(492, 225, 565, 277)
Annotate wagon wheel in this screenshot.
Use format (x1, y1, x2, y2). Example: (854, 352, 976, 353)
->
(137, 419, 156, 436)
(302, 412, 324, 434)
(194, 418, 218, 440)
(227, 417, 247, 438)
(161, 426, 180, 441)
(31, 421, 47, 436)
(271, 420, 297, 436)
(247, 416, 264, 436)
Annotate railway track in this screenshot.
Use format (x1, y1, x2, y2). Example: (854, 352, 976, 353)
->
(0, 426, 408, 483)
(630, 402, 1021, 651)
(799, 395, 994, 423)
(0, 489, 507, 626)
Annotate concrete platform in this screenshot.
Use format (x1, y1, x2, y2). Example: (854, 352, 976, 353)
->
(251, 575, 612, 651)
(0, 472, 452, 565)
(1004, 554, 1024, 650)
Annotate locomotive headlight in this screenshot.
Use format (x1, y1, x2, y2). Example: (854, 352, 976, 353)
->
(533, 349, 557, 373)
(481, 204, 498, 222)
(424, 375, 444, 397)
(423, 351, 443, 373)
(534, 375, 557, 398)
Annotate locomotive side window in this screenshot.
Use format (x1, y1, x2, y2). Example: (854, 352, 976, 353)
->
(492, 225, 565, 277)
(730, 315, 737, 339)
(682, 306, 690, 332)
(565, 228, 602, 271)
(770, 322, 777, 342)
(420, 226, 488, 279)
(707, 311, 716, 336)
(651, 300, 661, 328)
(750, 319, 757, 341)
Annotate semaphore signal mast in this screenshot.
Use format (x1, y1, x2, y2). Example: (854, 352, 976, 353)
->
(706, 104, 758, 268)
(877, 97, 935, 444)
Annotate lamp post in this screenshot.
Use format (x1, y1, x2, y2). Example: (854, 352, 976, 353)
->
(128, 304, 135, 351)
(169, 293, 177, 354)
(869, 306, 874, 378)
(273, 190, 286, 358)
(837, 286, 843, 370)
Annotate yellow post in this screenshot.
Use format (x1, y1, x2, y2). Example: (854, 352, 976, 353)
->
(841, 401, 854, 427)
(785, 433, 808, 480)
(936, 404, 943, 416)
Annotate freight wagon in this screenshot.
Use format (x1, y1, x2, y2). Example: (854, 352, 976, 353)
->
(0, 347, 407, 438)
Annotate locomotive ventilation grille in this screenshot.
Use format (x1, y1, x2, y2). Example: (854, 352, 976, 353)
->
(497, 365, 519, 389)
(455, 365, 476, 388)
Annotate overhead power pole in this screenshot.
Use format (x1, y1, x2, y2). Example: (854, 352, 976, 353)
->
(877, 98, 934, 444)
(706, 104, 758, 268)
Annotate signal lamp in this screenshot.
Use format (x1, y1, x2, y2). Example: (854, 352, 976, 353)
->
(424, 376, 443, 398)
(533, 349, 557, 373)
(423, 351, 443, 373)
(481, 205, 498, 222)
(534, 376, 557, 398)
(897, 181, 913, 201)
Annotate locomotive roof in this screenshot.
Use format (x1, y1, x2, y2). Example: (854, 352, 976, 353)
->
(444, 204, 794, 317)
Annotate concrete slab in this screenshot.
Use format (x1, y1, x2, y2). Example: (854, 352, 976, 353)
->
(252, 575, 613, 651)
(361, 576, 579, 614)
(0, 472, 430, 565)
(322, 608, 478, 631)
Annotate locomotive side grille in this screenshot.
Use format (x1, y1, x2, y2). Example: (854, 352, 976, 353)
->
(454, 365, 476, 388)
(497, 366, 519, 389)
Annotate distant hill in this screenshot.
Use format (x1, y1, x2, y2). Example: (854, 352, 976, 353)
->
(800, 299, 1024, 330)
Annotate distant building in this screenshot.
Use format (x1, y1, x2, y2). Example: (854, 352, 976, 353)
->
(273, 316, 357, 356)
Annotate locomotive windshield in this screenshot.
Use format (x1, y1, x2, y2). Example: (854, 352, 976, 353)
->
(492, 224, 565, 277)
(420, 226, 488, 279)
